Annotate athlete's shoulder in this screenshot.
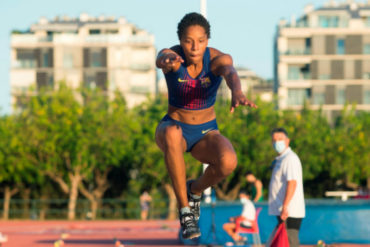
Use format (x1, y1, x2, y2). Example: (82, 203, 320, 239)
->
(170, 45, 182, 55)
(209, 47, 223, 59)
(209, 47, 232, 65)
(209, 48, 233, 75)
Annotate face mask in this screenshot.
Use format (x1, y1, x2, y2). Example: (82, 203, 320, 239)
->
(273, 140, 286, 153)
(240, 198, 248, 204)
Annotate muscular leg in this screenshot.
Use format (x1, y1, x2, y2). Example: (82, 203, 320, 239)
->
(190, 131, 237, 195)
(155, 122, 189, 209)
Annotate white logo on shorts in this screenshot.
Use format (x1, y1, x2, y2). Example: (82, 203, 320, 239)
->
(201, 128, 214, 134)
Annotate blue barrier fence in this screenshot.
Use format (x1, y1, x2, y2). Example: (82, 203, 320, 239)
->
(181, 199, 370, 245)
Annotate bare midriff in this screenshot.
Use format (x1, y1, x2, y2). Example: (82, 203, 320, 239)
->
(168, 104, 216, 125)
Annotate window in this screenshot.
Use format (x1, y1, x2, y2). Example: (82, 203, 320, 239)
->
(336, 39, 345, 54)
(288, 66, 300, 80)
(89, 29, 101, 35)
(91, 51, 102, 67)
(319, 16, 339, 28)
(366, 17, 370, 27)
(63, 53, 73, 68)
(364, 44, 370, 54)
(364, 87, 370, 104)
(313, 93, 325, 105)
(336, 87, 345, 104)
(42, 52, 49, 68)
(106, 29, 118, 34)
(84, 71, 96, 89)
(313, 87, 325, 105)
(16, 49, 36, 68)
(305, 38, 311, 54)
(287, 89, 310, 106)
(318, 60, 331, 80)
(319, 16, 329, 28)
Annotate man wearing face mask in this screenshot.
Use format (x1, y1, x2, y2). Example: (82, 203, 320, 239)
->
(267, 128, 305, 247)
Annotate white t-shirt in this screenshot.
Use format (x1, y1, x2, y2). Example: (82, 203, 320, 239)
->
(268, 147, 305, 218)
(241, 199, 256, 227)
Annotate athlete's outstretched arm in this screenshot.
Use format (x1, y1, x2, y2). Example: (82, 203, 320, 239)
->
(212, 51, 257, 113)
(156, 48, 184, 73)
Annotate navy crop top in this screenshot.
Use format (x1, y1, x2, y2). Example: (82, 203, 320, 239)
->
(164, 47, 223, 110)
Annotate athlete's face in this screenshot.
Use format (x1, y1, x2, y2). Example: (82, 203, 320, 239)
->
(180, 25, 208, 64)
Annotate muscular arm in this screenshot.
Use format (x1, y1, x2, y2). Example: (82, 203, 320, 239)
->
(212, 53, 241, 93)
(280, 180, 297, 221)
(211, 49, 257, 112)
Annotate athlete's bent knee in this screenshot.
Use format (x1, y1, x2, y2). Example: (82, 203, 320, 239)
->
(218, 152, 237, 177)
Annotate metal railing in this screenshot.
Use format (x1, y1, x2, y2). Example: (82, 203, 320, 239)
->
(0, 198, 172, 220)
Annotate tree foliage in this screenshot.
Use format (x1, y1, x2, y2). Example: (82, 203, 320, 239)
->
(0, 85, 369, 219)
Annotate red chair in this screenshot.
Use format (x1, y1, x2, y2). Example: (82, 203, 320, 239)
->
(235, 207, 262, 247)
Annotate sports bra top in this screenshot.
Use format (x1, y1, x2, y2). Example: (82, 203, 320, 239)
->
(164, 47, 222, 110)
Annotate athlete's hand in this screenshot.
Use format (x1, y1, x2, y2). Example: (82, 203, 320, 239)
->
(230, 90, 257, 113)
(158, 52, 184, 73)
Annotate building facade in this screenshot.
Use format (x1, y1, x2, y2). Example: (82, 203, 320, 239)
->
(274, 1, 370, 119)
(10, 14, 156, 109)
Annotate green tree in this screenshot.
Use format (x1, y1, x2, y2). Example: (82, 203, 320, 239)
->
(77, 91, 134, 219)
(0, 115, 35, 219)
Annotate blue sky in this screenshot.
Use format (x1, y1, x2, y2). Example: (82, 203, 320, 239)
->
(0, 0, 331, 114)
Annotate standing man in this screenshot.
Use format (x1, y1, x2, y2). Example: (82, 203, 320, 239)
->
(245, 171, 264, 202)
(268, 128, 305, 247)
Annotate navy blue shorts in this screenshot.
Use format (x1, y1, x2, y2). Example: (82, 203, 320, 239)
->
(159, 114, 218, 152)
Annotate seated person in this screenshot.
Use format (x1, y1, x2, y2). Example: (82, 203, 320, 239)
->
(223, 190, 256, 243)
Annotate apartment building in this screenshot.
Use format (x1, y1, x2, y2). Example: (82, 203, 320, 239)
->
(10, 13, 156, 109)
(274, 1, 370, 119)
(217, 67, 273, 102)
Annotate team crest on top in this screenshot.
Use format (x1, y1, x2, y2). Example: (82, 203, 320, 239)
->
(200, 77, 211, 88)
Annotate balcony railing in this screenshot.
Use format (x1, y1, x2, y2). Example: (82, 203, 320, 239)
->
(281, 21, 309, 28)
(12, 34, 154, 45)
(129, 64, 152, 71)
(130, 86, 150, 94)
(85, 35, 154, 44)
(286, 72, 311, 81)
(282, 48, 311, 56)
(12, 59, 37, 69)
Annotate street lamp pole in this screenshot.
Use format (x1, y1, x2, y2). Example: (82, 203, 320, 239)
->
(200, 0, 212, 204)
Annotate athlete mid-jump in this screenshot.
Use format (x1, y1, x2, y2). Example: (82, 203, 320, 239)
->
(155, 12, 257, 239)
